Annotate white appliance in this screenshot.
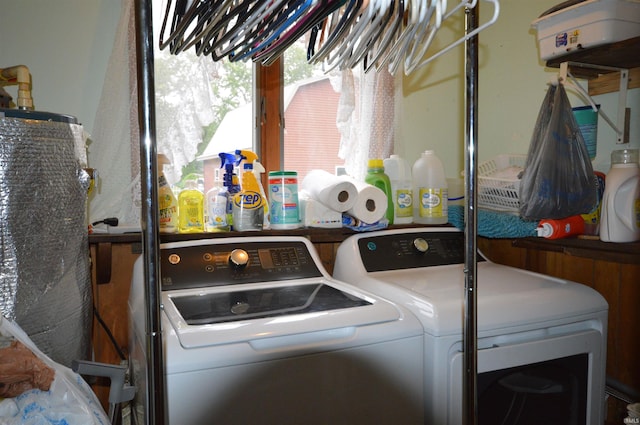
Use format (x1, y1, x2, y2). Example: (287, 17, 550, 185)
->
(129, 236, 424, 425)
(333, 227, 608, 425)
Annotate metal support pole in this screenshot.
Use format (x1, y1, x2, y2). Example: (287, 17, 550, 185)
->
(134, 0, 166, 424)
(463, 4, 479, 425)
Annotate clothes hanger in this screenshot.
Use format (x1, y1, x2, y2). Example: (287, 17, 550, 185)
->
(189, 0, 253, 56)
(256, 0, 346, 66)
(347, 0, 394, 69)
(404, 0, 441, 74)
(200, 0, 268, 58)
(172, 0, 235, 55)
(323, 0, 374, 70)
(385, 0, 423, 74)
(230, 0, 312, 62)
(412, 0, 499, 71)
(159, 0, 195, 52)
(308, 0, 361, 65)
(215, 0, 290, 60)
(363, 0, 403, 73)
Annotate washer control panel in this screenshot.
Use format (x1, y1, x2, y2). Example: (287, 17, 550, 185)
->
(357, 231, 471, 272)
(160, 241, 323, 290)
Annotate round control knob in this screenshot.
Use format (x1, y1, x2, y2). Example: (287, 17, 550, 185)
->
(413, 237, 429, 253)
(229, 249, 249, 269)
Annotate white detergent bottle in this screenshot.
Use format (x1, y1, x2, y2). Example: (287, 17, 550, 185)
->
(384, 155, 413, 224)
(412, 150, 448, 225)
(600, 149, 640, 243)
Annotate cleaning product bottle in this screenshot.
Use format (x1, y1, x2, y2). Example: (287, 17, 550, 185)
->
(178, 178, 204, 233)
(600, 149, 640, 243)
(537, 215, 585, 239)
(205, 167, 229, 232)
(236, 150, 269, 227)
(232, 162, 265, 231)
(219, 152, 241, 229)
(157, 154, 178, 233)
(383, 155, 413, 224)
(412, 150, 448, 225)
(268, 171, 301, 229)
(365, 159, 394, 225)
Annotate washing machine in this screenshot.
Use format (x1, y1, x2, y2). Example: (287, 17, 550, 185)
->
(333, 227, 608, 425)
(128, 235, 424, 425)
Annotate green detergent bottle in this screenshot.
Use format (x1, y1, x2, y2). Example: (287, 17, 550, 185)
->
(365, 159, 394, 225)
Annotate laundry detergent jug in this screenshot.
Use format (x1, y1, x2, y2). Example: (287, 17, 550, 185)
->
(600, 149, 640, 243)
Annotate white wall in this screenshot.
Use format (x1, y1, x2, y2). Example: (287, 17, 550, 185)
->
(1, 0, 121, 134)
(397, 0, 640, 176)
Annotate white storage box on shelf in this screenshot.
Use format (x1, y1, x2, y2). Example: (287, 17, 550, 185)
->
(476, 154, 526, 213)
(531, 0, 640, 61)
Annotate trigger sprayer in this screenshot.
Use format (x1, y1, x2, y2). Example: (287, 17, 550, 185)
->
(219, 152, 242, 228)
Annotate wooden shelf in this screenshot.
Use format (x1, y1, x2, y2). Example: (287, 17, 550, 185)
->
(546, 36, 640, 95)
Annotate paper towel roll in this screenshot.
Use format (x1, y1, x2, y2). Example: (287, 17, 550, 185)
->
(346, 178, 388, 224)
(301, 170, 358, 212)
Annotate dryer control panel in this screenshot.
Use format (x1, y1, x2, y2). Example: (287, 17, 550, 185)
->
(357, 231, 473, 272)
(160, 241, 323, 290)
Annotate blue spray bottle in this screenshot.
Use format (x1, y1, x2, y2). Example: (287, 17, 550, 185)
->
(219, 152, 241, 229)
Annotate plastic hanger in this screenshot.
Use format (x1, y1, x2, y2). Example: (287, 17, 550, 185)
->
(323, 0, 374, 70)
(256, 0, 346, 66)
(216, 0, 290, 60)
(231, 0, 312, 62)
(404, 0, 441, 74)
(345, 0, 394, 69)
(308, 0, 361, 65)
(363, 0, 403, 72)
(412, 0, 499, 72)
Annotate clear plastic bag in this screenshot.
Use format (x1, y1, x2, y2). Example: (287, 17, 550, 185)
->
(0, 317, 110, 425)
(519, 83, 597, 220)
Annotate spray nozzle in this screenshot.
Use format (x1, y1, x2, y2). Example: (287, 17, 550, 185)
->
(235, 149, 259, 167)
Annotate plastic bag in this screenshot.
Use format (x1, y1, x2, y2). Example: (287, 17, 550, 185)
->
(519, 82, 597, 220)
(0, 316, 110, 425)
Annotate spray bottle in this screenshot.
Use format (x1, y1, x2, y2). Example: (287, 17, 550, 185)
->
(236, 150, 269, 228)
(219, 152, 241, 229)
(232, 161, 265, 231)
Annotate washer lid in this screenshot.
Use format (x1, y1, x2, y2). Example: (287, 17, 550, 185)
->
(162, 278, 412, 348)
(170, 282, 371, 326)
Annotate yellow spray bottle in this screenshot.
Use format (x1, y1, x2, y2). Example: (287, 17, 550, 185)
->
(235, 150, 269, 228)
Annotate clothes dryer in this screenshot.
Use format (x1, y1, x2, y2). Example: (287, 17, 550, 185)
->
(129, 236, 424, 425)
(333, 227, 608, 425)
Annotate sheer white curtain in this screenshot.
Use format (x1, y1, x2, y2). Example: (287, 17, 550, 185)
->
(333, 68, 396, 181)
(88, 0, 215, 226)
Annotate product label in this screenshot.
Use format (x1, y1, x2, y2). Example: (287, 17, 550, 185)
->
(207, 194, 227, 228)
(269, 182, 300, 225)
(418, 188, 448, 218)
(233, 191, 264, 210)
(395, 189, 413, 218)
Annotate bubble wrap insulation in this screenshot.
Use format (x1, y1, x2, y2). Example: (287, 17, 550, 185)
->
(0, 117, 91, 367)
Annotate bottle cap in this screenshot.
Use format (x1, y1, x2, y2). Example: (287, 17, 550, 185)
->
(368, 159, 384, 169)
(611, 149, 639, 165)
(536, 222, 553, 238)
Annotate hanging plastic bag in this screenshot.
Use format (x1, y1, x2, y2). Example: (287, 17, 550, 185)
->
(519, 82, 597, 220)
(0, 316, 110, 425)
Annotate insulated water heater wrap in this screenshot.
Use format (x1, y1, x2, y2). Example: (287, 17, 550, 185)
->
(0, 112, 91, 366)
